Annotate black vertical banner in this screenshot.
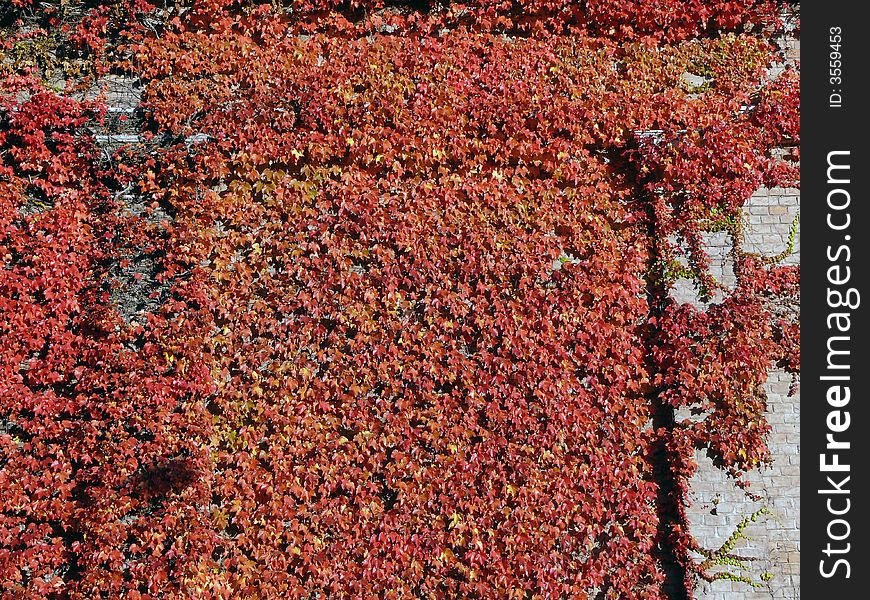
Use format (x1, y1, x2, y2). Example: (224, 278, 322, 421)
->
(802, 1, 869, 596)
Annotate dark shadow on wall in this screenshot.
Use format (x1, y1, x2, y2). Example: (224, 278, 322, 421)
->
(649, 399, 690, 600)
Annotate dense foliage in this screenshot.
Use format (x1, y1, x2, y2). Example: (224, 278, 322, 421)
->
(1, 1, 799, 598)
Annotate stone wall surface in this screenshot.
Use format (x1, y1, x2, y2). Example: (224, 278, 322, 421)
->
(674, 186, 800, 600)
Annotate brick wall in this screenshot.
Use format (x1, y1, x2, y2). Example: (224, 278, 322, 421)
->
(673, 24, 800, 596)
(673, 187, 801, 599)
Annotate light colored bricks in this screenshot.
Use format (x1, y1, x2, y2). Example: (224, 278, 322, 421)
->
(689, 368, 800, 600)
(680, 186, 800, 600)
